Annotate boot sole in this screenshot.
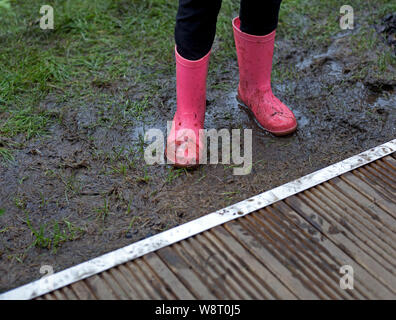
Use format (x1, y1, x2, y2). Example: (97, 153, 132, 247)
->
(164, 147, 201, 169)
(236, 95, 297, 136)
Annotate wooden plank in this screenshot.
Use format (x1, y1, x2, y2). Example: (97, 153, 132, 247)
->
(143, 253, 195, 299)
(360, 166, 396, 191)
(250, 208, 348, 299)
(286, 194, 395, 298)
(84, 275, 118, 300)
(210, 226, 297, 299)
(224, 219, 322, 299)
(105, 267, 142, 299)
(70, 281, 97, 300)
(370, 162, 396, 183)
(123, 261, 165, 299)
(177, 239, 241, 299)
(59, 286, 78, 300)
(381, 156, 396, 172)
(312, 185, 396, 265)
(195, 233, 259, 299)
(329, 177, 396, 235)
(134, 259, 175, 299)
(341, 172, 396, 217)
(100, 271, 130, 300)
(157, 246, 217, 299)
(117, 264, 151, 299)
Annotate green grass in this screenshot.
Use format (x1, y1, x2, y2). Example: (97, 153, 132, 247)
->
(0, 147, 14, 162)
(24, 211, 84, 253)
(125, 216, 138, 233)
(95, 198, 110, 222)
(278, 0, 395, 44)
(135, 165, 151, 183)
(0, 0, 178, 151)
(0, 0, 10, 9)
(165, 167, 186, 184)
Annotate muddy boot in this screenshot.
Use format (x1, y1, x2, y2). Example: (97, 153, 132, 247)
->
(232, 17, 297, 136)
(166, 47, 210, 167)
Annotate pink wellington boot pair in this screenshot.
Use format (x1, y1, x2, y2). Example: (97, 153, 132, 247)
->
(166, 17, 297, 167)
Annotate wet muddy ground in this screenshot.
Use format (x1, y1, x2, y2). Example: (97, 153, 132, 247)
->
(1, 6, 396, 292)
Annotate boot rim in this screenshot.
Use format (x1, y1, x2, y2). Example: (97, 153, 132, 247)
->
(232, 16, 276, 43)
(175, 45, 211, 69)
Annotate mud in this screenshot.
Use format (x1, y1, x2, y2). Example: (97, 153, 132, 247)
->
(375, 12, 396, 55)
(1, 23, 396, 292)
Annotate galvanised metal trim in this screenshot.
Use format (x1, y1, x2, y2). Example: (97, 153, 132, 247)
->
(1, 138, 395, 300)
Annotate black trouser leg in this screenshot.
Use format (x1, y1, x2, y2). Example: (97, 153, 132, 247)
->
(239, 0, 282, 36)
(174, 0, 283, 61)
(175, 0, 222, 60)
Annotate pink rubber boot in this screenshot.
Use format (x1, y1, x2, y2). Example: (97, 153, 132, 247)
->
(166, 47, 210, 167)
(232, 17, 297, 136)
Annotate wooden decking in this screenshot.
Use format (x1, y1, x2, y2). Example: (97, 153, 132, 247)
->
(36, 153, 396, 300)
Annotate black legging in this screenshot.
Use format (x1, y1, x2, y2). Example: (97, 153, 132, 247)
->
(175, 0, 282, 60)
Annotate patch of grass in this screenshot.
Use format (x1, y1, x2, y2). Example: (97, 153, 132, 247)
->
(95, 198, 110, 222)
(24, 213, 49, 249)
(56, 172, 82, 202)
(0, 147, 14, 162)
(51, 219, 84, 252)
(349, 24, 396, 81)
(377, 50, 395, 73)
(275, 0, 396, 83)
(0, 0, 10, 9)
(278, 0, 374, 45)
(136, 165, 151, 183)
(126, 199, 133, 215)
(13, 196, 26, 209)
(124, 97, 150, 121)
(109, 146, 127, 163)
(0, 107, 51, 139)
(24, 212, 84, 253)
(221, 190, 239, 202)
(376, 1, 396, 18)
(135, 133, 149, 157)
(125, 216, 138, 234)
(112, 163, 128, 176)
(0, 0, 177, 143)
(272, 63, 301, 83)
(165, 167, 186, 184)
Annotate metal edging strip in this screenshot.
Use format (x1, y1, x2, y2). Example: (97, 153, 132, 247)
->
(1, 138, 395, 300)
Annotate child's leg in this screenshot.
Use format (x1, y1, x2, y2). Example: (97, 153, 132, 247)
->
(239, 0, 282, 36)
(175, 0, 222, 60)
(166, 0, 222, 167)
(233, 0, 297, 136)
